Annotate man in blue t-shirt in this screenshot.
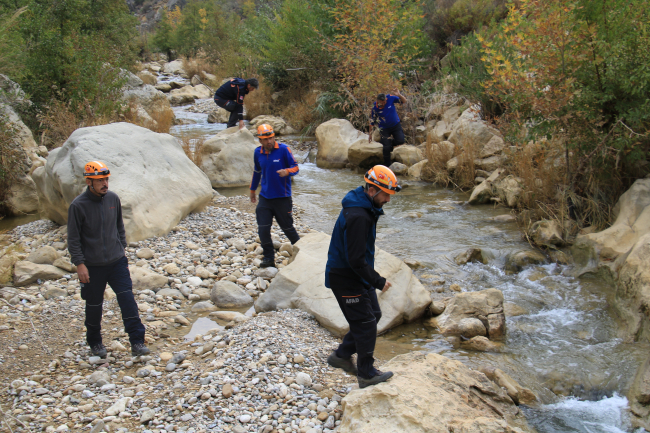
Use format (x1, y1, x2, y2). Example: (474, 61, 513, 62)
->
(368, 89, 407, 166)
(250, 124, 301, 268)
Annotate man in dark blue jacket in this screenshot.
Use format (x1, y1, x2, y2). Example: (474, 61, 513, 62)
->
(325, 165, 401, 388)
(368, 88, 407, 167)
(214, 77, 259, 129)
(250, 124, 301, 268)
(67, 161, 149, 358)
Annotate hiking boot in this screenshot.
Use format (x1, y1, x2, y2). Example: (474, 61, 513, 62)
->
(131, 343, 150, 357)
(90, 343, 107, 358)
(260, 258, 275, 268)
(358, 370, 394, 389)
(327, 351, 357, 375)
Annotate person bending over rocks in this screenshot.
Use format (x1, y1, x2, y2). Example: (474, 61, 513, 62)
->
(213, 77, 258, 129)
(67, 161, 150, 358)
(250, 124, 301, 268)
(325, 165, 402, 388)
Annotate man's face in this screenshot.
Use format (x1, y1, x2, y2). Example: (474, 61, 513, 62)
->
(376, 99, 386, 109)
(86, 177, 109, 195)
(260, 136, 276, 152)
(369, 186, 392, 208)
(247, 84, 257, 92)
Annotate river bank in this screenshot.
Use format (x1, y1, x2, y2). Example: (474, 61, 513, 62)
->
(0, 196, 360, 433)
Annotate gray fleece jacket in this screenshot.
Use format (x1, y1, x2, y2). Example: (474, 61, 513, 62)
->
(67, 188, 127, 266)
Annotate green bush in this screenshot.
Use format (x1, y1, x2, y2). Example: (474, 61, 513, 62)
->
(19, 0, 138, 117)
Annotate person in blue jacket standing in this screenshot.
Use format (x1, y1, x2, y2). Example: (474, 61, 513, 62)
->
(213, 77, 258, 129)
(368, 88, 407, 167)
(250, 124, 301, 268)
(325, 165, 402, 388)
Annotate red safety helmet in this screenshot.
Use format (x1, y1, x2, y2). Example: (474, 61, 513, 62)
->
(83, 161, 111, 179)
(256, 124, 275, 138)
(364, 165, 401, 195)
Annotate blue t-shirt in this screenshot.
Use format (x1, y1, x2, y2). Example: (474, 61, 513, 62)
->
(250, 143, 299, 199)
(370, 95, 402, 128)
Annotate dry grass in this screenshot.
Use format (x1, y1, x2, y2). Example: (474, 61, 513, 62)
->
(38, 99, 115, 150)
(422, 124, 478, 189)
(279, 90, 321, 133)
(178, 134, 205, 167)
(245, 79, 273, 120)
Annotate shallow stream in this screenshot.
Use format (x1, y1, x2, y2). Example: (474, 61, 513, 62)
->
(171, 102, 648, 432)
(3, 98, 646, 432)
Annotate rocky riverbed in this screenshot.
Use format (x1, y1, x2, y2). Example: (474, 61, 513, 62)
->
(0, 196, 361, 433)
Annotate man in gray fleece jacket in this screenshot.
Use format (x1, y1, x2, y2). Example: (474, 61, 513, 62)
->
(67, 161, 149, 358)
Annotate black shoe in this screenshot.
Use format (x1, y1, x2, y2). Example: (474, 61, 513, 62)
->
(260, 258, 275, 268)
(327, 351, 358, 375)
(358, 370, 394, 388)
(90, 344, 107, 358)
(131, 343, 150, 356)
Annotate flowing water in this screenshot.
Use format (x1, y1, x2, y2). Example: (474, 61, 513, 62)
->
(5, 99, 646, 432)
(170, 104, 648, 432)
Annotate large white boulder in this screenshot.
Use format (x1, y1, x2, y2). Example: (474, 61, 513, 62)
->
(431, 288, 506, 340)
(248, 115, 297, 135)
(32, 122, 213, 242)
(338, 352, 533, 433)
(254, 232, 431, 336)
(199, 128, 258, 188)
(162, 59, 186, 75)
(315, 119, 368, 169)
(207, 108, 231, 124)
(348, 141, 383, 168)
(392, 145, 424, 166)
(1, 99, 40, 215)
(168, 84, 211, 106)
(573, 178, 650, 276)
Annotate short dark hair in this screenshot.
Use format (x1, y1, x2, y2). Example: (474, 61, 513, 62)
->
(377, 93, 386, 101)
(246, 78, 259, 89)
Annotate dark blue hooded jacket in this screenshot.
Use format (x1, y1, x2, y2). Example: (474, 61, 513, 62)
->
(325, 186, 387, 291)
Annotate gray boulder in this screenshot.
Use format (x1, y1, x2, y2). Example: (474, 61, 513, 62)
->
(32, 123, 213, 242)
(210, 281, 253, 308)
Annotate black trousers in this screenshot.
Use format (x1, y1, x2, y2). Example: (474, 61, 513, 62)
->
(81, 256, 146, 347)
(214, 96, 241, 128)
(255, 196, 300, 261)
(332, 287, 382, 379)
(379, 123, 405, 166)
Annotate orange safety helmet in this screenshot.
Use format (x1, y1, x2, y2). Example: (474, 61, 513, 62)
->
(364, 165, 401, 195)
(256, 124, 275, 138)
(83, 161, 111, 179)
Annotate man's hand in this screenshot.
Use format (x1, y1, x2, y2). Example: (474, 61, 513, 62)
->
(77, 263, 90, 284)
(392, 88, 401, 96)
(382, 281, 392, 293)
(238, 120, 245, 130)
(250, 190, 257, 203)
(277, 169, 289, 177)
(368, 132, 372, 143)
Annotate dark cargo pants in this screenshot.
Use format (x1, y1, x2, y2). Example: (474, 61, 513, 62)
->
(256, 196, 300, 261)
(81, 256, 146, 347)
(214, 96, 241, 128)
(380, 123, 405, 167)
(332, 287, 382, 379)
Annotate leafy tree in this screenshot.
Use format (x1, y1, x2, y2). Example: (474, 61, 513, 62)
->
(19, 0, 138, 115)
(257, 0, 334, 89)
(475, 0, 650, 219)
(318, 0, 428, 127)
